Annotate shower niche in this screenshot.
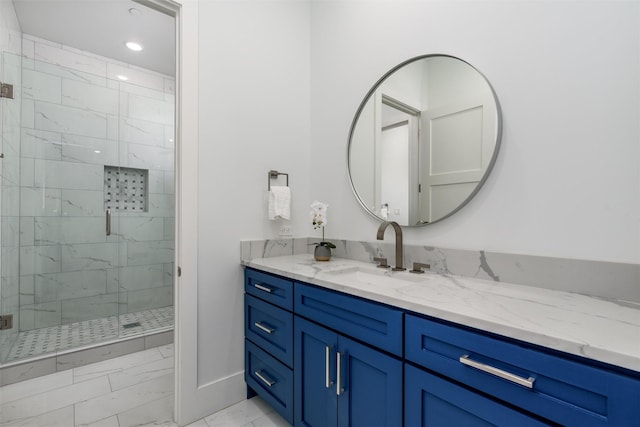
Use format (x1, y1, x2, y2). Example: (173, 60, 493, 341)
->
(104, 166, 149, 212)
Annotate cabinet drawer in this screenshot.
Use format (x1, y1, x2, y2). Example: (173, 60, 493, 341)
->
(245, 339, 293, 425)
(294, 283, 403, 356)
(405, 364, 551, 426)
(245, 294, 293, 367)
(245, 268, 293, 310)
(406, 314, 640, 427)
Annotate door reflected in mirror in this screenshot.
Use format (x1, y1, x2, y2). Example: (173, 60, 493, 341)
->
(348, 55, 502, 226)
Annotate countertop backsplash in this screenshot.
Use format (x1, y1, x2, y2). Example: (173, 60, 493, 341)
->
(241, 238, 640, 304)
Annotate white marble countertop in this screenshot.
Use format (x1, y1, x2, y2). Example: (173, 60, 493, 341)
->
(242, 254, 640, 373)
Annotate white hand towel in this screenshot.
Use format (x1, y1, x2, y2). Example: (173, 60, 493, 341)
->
(268, 186, 291, 220)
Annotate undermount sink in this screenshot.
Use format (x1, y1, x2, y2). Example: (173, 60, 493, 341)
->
(322, 265, 427, 287)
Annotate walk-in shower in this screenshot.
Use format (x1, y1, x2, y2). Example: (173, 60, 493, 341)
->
(0, 1, 175, 379)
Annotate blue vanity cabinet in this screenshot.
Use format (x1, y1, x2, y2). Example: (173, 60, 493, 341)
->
(245, 268, 294, 310)
(405, 314, 640, 427)
(244, 268, 294, 424)
(293, 283, 403, 427)
(294, 316, 403, 427)
(245, 340, 294, 423)
(405, 364, 551, 426)
(245, 294, 293, 367)
(245, 265, 640, 427)
(293, 282, 403, 355)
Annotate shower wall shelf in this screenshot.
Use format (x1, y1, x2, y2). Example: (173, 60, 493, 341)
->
(104, 166, 149, 212)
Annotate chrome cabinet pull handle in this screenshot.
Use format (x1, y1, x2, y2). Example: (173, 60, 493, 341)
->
(254, 370, 276, 387)
(459, 354, 535, 389)
(254, 322, 275, 334)
(336, 351, 345, 395)
(325, 346, 334, 388)
(106, 209, 111, 236)
(254, 283, 273, 293)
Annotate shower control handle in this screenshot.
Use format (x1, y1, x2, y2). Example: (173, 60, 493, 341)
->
(106, 209, 111, 236)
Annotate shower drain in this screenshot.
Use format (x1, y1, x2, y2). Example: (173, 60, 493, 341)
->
(122, 321, 142, 329)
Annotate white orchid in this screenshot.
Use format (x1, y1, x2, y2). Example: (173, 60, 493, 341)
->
(310, 200, 328, 229)
(310, 200, 335, 248)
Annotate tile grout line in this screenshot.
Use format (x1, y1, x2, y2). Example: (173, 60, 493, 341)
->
(0, 370, 74, 406)
(115, 393, 175, 426)
(107, 368, 115, 392)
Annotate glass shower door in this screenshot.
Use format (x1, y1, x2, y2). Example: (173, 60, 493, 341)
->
(0, 51, 22, 363)
(1, 51, 125, 361)
(112, 73, 175, 339)
(20, 58, 122, 352)
(0, 33, 175, 365)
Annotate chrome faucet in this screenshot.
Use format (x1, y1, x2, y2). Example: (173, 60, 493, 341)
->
(376, 221, 405, 271)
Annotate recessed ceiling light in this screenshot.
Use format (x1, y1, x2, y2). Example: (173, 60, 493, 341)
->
(125, 41, 144, 52)
(128, 7, 141, 16)
(94, 150, 102, 154)
(116, 75, 129, 81)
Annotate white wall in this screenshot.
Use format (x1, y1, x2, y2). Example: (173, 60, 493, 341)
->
(193, 0, 310, 403)
(181, 0, 638, 421)
(309, 0, 640, 264)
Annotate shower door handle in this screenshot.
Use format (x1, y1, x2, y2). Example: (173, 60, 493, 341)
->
(106, 209, 111, 236)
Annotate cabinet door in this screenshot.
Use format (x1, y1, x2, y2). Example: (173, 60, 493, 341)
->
(338, 336, 402, 427)
(294, 317, 338, 427)
(295, 316, 403, 427)
(405, 364, 551, 427)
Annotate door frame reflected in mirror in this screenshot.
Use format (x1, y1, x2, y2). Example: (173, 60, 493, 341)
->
(347, 54, 503, 227)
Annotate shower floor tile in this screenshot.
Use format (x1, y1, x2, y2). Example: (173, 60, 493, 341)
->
(2, 306, 173, 362)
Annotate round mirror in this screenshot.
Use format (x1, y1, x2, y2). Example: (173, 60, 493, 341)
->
(348, 54, 502, 226)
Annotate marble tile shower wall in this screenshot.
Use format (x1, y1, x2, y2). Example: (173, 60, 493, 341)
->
(12, 34, 175, 331)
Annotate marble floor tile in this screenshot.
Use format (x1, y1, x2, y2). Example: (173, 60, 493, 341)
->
(116, 394, 174, 427)
(157, 343, 174, 358)
(108, 353, 173, 391)
(0, 369, 73, 404)
(204, 396, 281, 427)
(0, 344, 289, 427)
(74, 372, 173, 425)
(1, 405, 74, 427)
(182, 420, 209, 427)
(244, 412, 290, 427)
(1, 376, 111, 424)
(73, 346, 164, 384)
(85, 416, 120, 427)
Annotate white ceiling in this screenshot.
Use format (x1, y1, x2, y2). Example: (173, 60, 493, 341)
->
(12, 0, 176, 76)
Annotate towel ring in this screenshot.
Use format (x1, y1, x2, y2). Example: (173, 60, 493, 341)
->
(268, 170, 289, 190)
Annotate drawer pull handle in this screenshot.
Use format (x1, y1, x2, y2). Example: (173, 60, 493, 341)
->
(459, 354, 535, 389)
(254, 283, 273, 293)
(336, 351, 345, 396)
(325, 346, 334, 388)
(254, 322, 275, 334)
(254, 370, 276, 387)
